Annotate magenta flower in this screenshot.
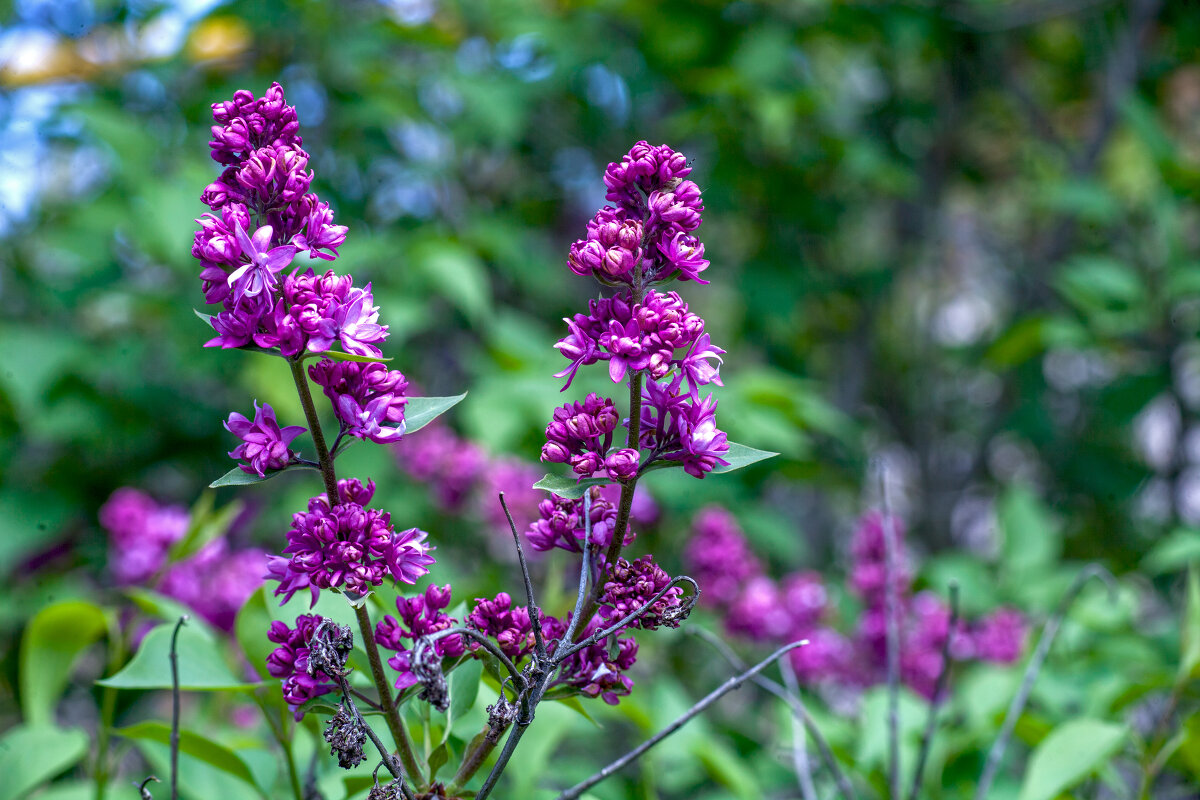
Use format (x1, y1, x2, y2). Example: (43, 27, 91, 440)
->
(657, 232, 710, 284)
(266, 615, 337, 718)
(226, 223, 297, 304)
(225, 401, 306, 477)
(376, 584, 465, 690)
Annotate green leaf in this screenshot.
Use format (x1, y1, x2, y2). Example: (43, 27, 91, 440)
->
(1143, 529, 1200, 574)
(20, 600, 108, 726)
(405, 393, 468, 435)
(1180, 565, 1200, 683)
(997, 486, 1061, 579)
(169, 492, 243, 561)
(1017, 719, 1127, 800)
(428, 743, 449, 780)
(124, 588, 210, 633)
(303, 350, 392, 364)
(116, 722, 262, 793)
(235, 586, 276, 681)
(0, 725, 90, 800)
(692, 738, 760, 800)
(443, 658, 482, 743)
(97, 622, 259, 691)
(132, 738, 261, 800)
(209, 462, 316, 488)
(194, 308, 214, 327)
(532, 474, 609, 499)
(712, 442, 778, 473)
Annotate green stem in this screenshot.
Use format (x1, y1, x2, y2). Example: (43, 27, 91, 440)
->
(447, 728, 503, 794)
(288, 357, 425, 786)
(258, 694, 304, 800)
(356, 603, 425, 783)
(94, 632, 124, 800)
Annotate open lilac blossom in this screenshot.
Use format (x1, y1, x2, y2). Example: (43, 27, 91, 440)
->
(310, 359, 408, 444)
(225, 400, 306, 477)
(226, 223, 297, 304)
(272, 478, 435, 600)
(376, 584, 465, 690)
(599, 555, 683, 630)
(99, 488, 189, 585)
(657, 231, 710, 284)
(267, 614, 338, 718)
(640, 378, 730, 478)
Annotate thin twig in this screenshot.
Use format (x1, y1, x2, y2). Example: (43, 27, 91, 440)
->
(168, 616, 188, 800)
(689, 627, 855, 800)
(414, 627, 526, 692)
(780, 655, 819, 800)
(880, 467, 902, 800)
(499, 492, 547, 659)
(555, 575, 699, 661)
(553, 641, 808, 800)
(973, 565, 1117, 800)
(908, 582, 961, 800)
(556, 489, 594, 657)
(331, 672, 416, 800)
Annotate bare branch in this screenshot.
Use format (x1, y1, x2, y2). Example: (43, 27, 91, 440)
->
(779, 655, 818, 800)
(168, 616, 188, 800)
(689, 627, 855, 800)
(880, 465, 902, 800)
(554, 575, 699, 662)
(553, 641, 808, 800)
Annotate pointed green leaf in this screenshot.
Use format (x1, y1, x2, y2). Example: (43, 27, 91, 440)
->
(404, 393, 468, 434)
(0, 725, 90, 800)
(116, 722, 262, 793)
(711, 442, 779, 473)
(532, 474, 609, 499)
(428, 743, 449, 780)
(194, 309, 214, 326)
(97, 622, 259, 691)
(446, 659, 482, 737)
(303, 350, 392, 364)
(20, 601, 108, 726)
(209, 462, 316, 488)
(1017, 719, 1127, 800)
(170, 492, 242, 561)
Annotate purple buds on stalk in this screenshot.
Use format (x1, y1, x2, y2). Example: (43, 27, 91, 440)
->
(225, 401, 305, 477)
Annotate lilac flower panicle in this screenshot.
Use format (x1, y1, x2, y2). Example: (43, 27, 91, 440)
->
(266, 614, 338, 717)
(375, 584, 465, 690)
(467, 592, 544, 660)
(600, 555, 683, 630)
(226, 223, 297, 304)
(271, 478, 435, 603)
(552, 617, 638, 705)
(209, 83, 302, 166)
(540, 393, 620, 478)
(310, 359, 408, 444)
(225, 401, 306, 477)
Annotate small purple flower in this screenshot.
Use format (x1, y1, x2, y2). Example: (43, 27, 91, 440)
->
(99, 489, 190, 585)
(226, 223, 297, 304)
(209, 82, 302, 166)
(725, 576, 794, 641)
(552, 616, 638, 705)
(466, 592, 559, 660)
(225, 401, 306, 477)
(603, 141, 692, 210)
(540, 394, 620, 479)
(159, 541, 266, 632)
(604, 448, 640, 481)
(267, 614, 337, 718)
(376, 584, 465, 690)
(971, 608, 1026, 663)
(309, 359, 408, 444)
(525, 489, 633, 553)
(657, 232, 710, 284)
(600, 555, 683, 630)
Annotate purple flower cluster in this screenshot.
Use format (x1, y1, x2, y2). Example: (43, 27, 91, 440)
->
(375, 584, 466, 690)
(545, 141, 729, 483)
(525, 486, 636, 553)
(267, 614, 338, 716)
(225, 401, 305, 476)
(599, 555, 683, 631)
(465, 593, 638, 705)
(268, 478, 435, 603)
(467, 591, 563, 660)
(309, 359, 408, 444)
(194, 84, 389, 358)
(98, 489, 264, 632)
(685, 508, 1029, 698)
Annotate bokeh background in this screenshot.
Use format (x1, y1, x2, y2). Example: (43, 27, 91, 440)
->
(2, 0, 1200, 798)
